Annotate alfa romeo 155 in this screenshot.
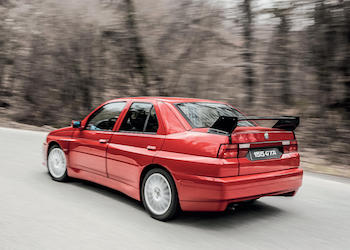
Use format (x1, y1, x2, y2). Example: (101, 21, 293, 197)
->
(43, 97, 303, 221)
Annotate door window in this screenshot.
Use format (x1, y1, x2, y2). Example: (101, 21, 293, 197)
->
(86, 102, 126, 131)
(119, 103, 159, 133)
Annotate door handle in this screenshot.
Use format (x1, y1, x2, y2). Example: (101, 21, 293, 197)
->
(99, 139, 109, 144)
(147, 145, 156, 151)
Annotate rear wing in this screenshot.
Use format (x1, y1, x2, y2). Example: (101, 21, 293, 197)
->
(210, 116, 300, 135)
(240, 116, 300, 131)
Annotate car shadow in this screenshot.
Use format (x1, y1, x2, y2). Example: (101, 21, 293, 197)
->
(66, 176, 145, 212)
(42, 171, 286, 229)
(172, 201, 286, 230)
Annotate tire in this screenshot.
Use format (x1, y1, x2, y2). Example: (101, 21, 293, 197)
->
(141, 168, 179, 221)
(47, 145, 68, 182)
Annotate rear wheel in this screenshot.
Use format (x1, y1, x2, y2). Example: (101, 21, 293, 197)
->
(141, 168, 179, 221)
(47, 145, 68, 182)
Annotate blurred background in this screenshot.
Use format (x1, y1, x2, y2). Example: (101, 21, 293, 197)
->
(0, 0, 349, 176)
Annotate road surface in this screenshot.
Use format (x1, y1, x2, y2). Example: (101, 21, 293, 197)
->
(0, 127, 349, 250)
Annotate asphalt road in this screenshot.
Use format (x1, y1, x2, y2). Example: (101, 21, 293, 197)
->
(1, 127, 349, 250)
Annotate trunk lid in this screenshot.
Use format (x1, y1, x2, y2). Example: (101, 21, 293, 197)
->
(232, 127, 299, 175)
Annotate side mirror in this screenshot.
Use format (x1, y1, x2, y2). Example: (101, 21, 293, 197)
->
(72, 120, 81, 128)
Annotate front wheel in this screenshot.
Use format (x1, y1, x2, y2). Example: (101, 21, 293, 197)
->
(47, 145, 68, 182)
(141, 168, 179, 221)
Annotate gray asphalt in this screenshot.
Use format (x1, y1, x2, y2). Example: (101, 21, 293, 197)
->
(0, 127, 349, 250)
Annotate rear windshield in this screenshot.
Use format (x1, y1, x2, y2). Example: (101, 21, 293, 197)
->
(175, 102, 254, 128)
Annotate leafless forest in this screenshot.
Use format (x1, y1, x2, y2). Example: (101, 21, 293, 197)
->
(0, 0, 349, 175)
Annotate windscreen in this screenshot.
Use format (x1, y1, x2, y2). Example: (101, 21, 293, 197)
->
(175, 102, 254, 128)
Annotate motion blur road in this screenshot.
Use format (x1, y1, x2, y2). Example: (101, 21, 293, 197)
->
(1, 127, 349, 250)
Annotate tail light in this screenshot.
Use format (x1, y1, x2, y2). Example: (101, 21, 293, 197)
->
(283, 140, 298, 153)
(218, 140, 298, 159)
(217, 144, 238, 158)
(238, 145, 249, 158)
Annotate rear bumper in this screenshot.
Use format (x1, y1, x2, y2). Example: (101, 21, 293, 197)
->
(175, 168, 303, 211)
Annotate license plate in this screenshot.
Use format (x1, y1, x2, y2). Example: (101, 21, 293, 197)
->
(247, 148, 282, 161)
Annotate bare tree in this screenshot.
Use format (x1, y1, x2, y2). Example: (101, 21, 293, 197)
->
(124, 0, 149, 95)
(0, 0, 10, 106)
(240, 0, 256, 104)
(339, 0, 350, 116)
(308, 0, 336, 115)
(263, 5, 294, 105)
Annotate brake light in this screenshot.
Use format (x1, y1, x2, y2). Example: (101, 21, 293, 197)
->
(238, 148, 249, 158)
(284, 140, 298, 153)
(218, 144, 238, 158)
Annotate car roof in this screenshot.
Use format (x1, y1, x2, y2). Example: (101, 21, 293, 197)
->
(107, 97, 225, 104)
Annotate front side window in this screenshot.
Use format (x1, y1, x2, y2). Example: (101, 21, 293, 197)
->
(175, 102, 254, 128)
(86, 102, 126, 131)
(119, 103, 159, 133)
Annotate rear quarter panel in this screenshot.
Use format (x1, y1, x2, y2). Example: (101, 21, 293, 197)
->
(153, 131, 238, 178)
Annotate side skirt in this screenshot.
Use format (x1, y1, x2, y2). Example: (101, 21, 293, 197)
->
(67, 167, 141, 201)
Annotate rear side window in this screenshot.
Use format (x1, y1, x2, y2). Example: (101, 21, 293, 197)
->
(145, 107, 159, 132)
(86, 102, 126, 131)
(175, 102, 254, 128)
(119, 103, 159, 133)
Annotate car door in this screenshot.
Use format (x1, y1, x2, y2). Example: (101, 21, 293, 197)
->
(106, 102, 165, 187)
(69, 102, 127, 177)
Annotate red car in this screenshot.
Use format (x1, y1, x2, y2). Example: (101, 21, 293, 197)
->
(43, 97, 303, 221)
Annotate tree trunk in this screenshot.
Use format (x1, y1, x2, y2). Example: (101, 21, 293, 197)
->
(124, 0, 149, 96)
(241, 0, 256, 104)
(278, 15, 292, 105)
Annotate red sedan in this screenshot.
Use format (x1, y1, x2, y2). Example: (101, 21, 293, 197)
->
(43, 97, 303, 221)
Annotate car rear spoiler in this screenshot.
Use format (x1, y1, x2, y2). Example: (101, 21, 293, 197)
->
(210, 116, 300, 142)
(241, 116, 300, 131)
